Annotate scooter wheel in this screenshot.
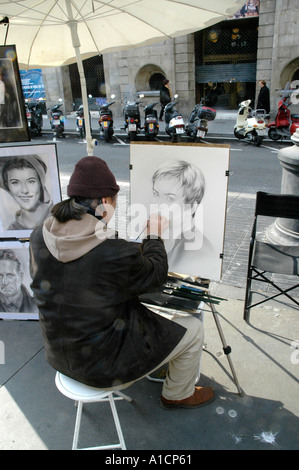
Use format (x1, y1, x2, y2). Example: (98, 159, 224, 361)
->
(254, 135, 263, 146)
(104, 130, 111, 142)
(268, 128, 280, 141)
(250, 131, 262, 146)
(129, 131, 137, 141)
(171, 133, 181, 143)
(234, 128, 245, 140)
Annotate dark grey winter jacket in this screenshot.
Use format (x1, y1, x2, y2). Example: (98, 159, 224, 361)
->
(30, 214, 185, 388)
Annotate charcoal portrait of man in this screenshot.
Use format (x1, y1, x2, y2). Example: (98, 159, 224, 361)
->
(130, 143, 230, 281)
(0, 248, 38, 316)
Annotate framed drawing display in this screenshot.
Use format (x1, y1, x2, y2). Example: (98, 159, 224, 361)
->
(130, 142, 230, 281)
(0, 143, 61, 239)
(0, 241, 38, 320)
(0, 45, 30, 143)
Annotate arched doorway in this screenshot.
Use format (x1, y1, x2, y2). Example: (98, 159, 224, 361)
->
(280, 58, 299, 88)
(280, 60, 299, 112)
(135, 64, 166, 92)
(149, 72, 165, 91)
(292, 70, 299, 81)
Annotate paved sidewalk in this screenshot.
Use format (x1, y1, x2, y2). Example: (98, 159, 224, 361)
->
(0, 284, 298, 451)
(0, 113, 298, 451)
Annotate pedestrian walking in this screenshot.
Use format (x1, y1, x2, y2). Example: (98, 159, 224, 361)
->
(257, 80, 270, 114)
(159, 78, 171, 121)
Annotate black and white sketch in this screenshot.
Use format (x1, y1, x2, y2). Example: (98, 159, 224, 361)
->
(0, 144, 61, 239)
(130, 142, 230, 281)
(0, 46, 29, 142)
(0, 243, 38, 319)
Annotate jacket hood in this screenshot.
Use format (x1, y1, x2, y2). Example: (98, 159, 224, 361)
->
(42, 214, 116, 263)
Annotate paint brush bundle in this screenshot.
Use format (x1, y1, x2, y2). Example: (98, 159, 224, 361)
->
(139, 273, 226, 313)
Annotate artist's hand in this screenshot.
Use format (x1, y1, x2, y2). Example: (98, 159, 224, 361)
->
(146, 213, 169, 238)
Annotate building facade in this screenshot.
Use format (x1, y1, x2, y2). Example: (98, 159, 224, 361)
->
(41, 0, 299, 119)
(256, 0, 299, 113)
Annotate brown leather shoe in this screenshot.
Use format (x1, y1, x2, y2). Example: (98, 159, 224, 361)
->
(160, 386, 215, 409)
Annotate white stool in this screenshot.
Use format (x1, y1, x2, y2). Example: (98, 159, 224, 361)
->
(55, 372, 132, 450)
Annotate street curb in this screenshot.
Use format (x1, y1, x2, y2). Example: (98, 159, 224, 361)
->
(40, 128, 293, 145)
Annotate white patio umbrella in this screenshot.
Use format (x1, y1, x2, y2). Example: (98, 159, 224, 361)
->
(0, 0, 246, 155)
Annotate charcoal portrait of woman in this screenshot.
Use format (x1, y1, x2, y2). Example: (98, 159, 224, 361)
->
(0, 154, 53, 232)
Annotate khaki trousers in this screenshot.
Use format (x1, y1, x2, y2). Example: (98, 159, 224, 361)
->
(109, 314, 204, 401)
(155, 315, 204, 400)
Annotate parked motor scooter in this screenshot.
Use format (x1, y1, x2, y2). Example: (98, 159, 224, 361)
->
(50, 99, 64, 138)
(76, 104, 89, 139)
(186, 98, 216, 142)
(234, 99, 268, 146)
(268, 83, 299, 141)
(123, 97, 142, 141)
(98, 96, 115, 142)
(164, 94, 185, 142)
(143, 101, 159, 141)
(25, 99, 43, 136)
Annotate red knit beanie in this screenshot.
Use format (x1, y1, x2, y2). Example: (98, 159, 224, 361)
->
(67, 156, 119, 198)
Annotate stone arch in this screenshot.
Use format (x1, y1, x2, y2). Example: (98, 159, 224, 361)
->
(292, 69, 299, 82)
(280, 58, 299, 88)
(135, 64, 166, 92)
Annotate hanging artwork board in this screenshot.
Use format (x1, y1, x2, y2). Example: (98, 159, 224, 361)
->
(0, 143, 61, 240)
(0, 143, 61, 320)
(129, 142, 230, 281)
(0, 241, 38, 320)
(0, 45, 30, 143)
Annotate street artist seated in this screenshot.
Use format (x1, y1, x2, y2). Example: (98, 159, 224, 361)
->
(29, 156, 215, 409)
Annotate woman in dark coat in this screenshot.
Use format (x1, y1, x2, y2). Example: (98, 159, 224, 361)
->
(30, 156, 215, 409)
(159, 78, 171, 120)
(257, 80, 270, 113)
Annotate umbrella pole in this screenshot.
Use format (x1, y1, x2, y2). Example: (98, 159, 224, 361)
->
(74, 47, 94, 156)
(66, 0, 94, 156)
